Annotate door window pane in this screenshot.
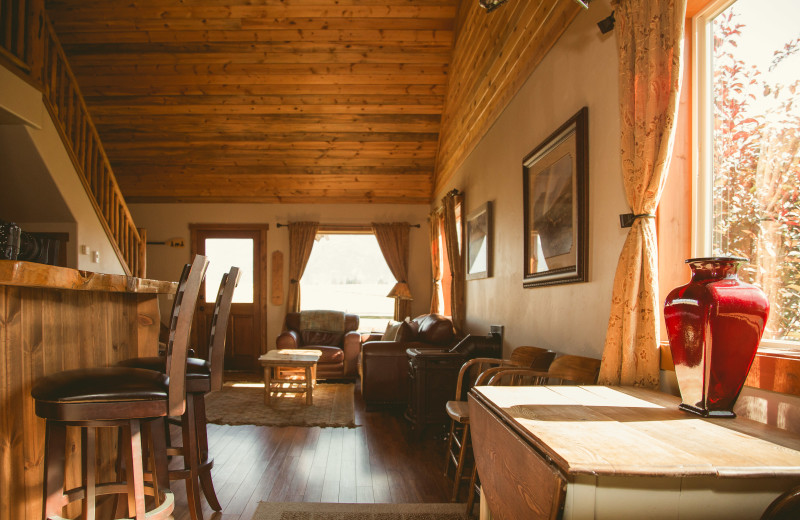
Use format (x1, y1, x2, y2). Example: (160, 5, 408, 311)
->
(204, 238, 253, 303)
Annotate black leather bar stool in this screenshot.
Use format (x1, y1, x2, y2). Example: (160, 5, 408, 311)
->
(32, 255, 208, 520)
(118, 266, 239, 520)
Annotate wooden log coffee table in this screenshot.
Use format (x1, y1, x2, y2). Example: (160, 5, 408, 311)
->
(258, 349, 322, 405)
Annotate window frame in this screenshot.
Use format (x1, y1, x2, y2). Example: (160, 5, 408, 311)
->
(299, 227, 395, 330)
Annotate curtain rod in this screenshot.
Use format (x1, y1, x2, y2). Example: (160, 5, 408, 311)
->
(276, 223, 420, 229)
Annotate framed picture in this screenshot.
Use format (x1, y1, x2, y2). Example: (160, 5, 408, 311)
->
(466, 201, 492, 280)
(522, 107, 588, 288)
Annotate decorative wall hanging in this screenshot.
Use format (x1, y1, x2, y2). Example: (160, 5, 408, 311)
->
(523, 107, 588, 288)
(466, 201, 493, 280)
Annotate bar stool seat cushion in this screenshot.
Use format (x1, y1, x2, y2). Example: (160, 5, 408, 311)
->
(117, 356, 211, 393)
(32, 367, 169, 421)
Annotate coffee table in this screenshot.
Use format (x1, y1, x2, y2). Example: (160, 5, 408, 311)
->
(258, 349, 322, 405)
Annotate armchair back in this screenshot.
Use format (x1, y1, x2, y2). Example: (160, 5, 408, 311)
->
(283, 311, 360, 346)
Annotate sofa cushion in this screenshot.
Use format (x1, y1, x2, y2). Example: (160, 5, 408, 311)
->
(304, 345, 345, 364)
(301, 330, 344, 346)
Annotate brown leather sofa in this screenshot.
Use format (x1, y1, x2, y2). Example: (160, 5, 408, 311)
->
(276, 310, 361, 379)
(360, 313, 457, 409)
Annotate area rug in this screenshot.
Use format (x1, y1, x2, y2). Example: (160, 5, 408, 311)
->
(252, 502, 466, 519)
(204, 382, 356, 428)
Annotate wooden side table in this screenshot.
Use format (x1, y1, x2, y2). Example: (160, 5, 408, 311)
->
(258, 349, 322, 405)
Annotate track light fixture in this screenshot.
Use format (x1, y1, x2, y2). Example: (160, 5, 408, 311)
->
(597, 11, 615, 34)
(478, 0, 509, 13)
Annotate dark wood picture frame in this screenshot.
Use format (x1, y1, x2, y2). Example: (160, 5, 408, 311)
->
(522, 107, 588, 288)
(466, 201, 493, 280)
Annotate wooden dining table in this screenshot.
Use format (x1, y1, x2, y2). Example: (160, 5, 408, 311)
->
(469, 385, 800, 520)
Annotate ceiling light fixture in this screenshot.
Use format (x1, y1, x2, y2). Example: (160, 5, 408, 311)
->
(575, 0, 590, 8)
(478, 0, 509, 13)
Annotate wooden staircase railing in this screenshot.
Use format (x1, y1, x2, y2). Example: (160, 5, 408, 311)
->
(1, 1, 146, 277)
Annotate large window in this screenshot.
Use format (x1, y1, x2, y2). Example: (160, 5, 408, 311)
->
(300, 232, 395, 331)
(695, 0, 800, 346)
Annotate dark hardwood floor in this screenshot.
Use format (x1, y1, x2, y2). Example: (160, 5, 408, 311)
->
(168, 379, 454, 520)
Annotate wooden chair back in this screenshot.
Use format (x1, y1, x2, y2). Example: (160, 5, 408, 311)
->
(454, 357, 503, 401)
(546, 355, 601, 385)
(208, 266, 241, 392)
(476, 347, 556, 387)
(761, 484, 800, 520)
(483, 354, 601, 387)
(507, 346, 556, 371)
(165, 255, 208, 416)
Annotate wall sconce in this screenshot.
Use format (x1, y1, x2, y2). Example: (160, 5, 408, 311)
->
(597, 11, 615, 34)
(478, 0, 509, 13)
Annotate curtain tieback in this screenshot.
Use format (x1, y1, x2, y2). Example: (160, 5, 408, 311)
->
(619, 213, 655, 228)
(290, 278, 298, 284)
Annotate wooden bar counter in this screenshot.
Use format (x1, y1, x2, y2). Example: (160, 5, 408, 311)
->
(0, 261, 176, 520)
(469, 385, 800, 520)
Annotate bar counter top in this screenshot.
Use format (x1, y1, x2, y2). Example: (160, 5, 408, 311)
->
(0, 260, 176, 293)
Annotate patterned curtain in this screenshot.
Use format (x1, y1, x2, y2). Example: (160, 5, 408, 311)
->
(372, 222, 412, 320)
(598, 0, 687, 388)
(286, 221, 319, 313)
(442, 190, 465, 334)
(429, 209, 444, 314)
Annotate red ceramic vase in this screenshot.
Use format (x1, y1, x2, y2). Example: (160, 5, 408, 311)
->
(664, 257, 769, 418)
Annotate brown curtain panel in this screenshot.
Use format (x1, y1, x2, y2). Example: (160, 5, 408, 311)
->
(286, 221, 319, 313)
(598, 0, 686, 388)
(429, 209, 444, 315)
(372, 222, 412, 320)
(442, 190, 465, 334)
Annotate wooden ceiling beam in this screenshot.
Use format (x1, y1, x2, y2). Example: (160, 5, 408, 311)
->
(88, 104, 443, 116)
(52, 29, 454, 45)
(98, 131, 440, 143)
(77, 83, 449, 97)
(84, 94, 445, 106)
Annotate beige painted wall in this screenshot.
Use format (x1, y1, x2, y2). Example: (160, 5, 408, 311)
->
(434, 0, 625, 359)
(0, 67, 125, 274)
(129, 203, 432, 351)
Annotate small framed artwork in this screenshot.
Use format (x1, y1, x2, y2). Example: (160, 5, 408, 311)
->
(522, 107, 588, 288)
(466, 201, 493, 280)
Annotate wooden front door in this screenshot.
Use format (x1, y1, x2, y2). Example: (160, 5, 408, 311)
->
(191, 224, 268, 372)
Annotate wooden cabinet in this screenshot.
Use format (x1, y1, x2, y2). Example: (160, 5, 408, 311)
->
(469, 385, 800, 520)
(0, 261, 175, 520)
(404, 349, 465, 436)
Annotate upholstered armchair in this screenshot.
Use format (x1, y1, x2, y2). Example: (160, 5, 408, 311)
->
(360, 313, 457, 408)
(276, 310, 361, 379)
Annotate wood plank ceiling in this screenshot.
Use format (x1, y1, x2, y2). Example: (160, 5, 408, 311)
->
(45, 0, 458, 204)
(44, 0, 582, 205)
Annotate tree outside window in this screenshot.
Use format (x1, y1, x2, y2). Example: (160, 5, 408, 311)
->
(709, 0, 800, 343)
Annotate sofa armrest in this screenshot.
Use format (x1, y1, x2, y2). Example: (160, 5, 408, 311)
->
(342, 330, 362, 376)
(276, 330, 300, 349)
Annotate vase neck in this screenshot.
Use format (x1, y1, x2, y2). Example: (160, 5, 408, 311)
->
(688, 257, 743, 281)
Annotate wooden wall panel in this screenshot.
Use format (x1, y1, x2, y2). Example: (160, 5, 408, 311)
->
(433, 0, 582, 194)
(0, 281, 162, 519)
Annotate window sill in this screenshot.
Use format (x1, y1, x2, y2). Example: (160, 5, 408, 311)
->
(660, 342, 800, 397)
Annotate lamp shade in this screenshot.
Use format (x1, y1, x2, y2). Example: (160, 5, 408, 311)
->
(386, 282, 413, 300)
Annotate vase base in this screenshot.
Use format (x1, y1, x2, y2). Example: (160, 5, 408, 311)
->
(679, 403, 736, 418)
